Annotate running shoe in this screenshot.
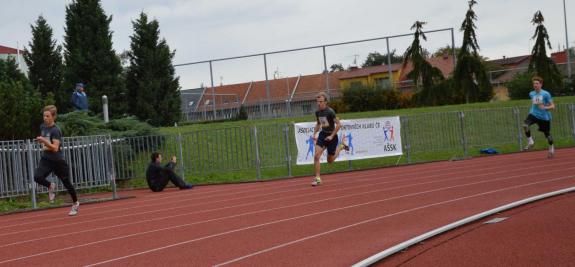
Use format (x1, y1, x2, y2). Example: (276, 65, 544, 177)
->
(68, 201, 80, 216)
(311, 176, 322, 186)
(548, 145, 555, 158)
(48, 182, 56, 203)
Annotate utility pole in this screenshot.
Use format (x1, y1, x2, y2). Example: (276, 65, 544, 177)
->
(564, 0, 572, 77)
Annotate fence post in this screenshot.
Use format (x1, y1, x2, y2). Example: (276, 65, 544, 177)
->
(513, 107, 524, 151)
(348, 158, 353, 171)
(458, 111, 468, 158)
(26, 140, 37, 209)
(283, 123, 292, 177)
(571, 104, 575, 142)
(102, 95, 109, 123)
(106, 135, 118, 200)
(252, 126, 261, 180)
(177, 133, 186, 179)
(401, 116, 411, 164)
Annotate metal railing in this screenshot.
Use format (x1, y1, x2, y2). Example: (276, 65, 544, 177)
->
(2, 104, 575, 208)
(182, 98, 319, 122)
(119, 103, 575, 182)
(0, 135, 117, 207)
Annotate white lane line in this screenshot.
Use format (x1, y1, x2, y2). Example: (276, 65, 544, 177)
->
(3, 160, 552, 249)
(1, 156, 566, 242)
(0, 154, 521, 236)
(0, 149, 546, 225)
(99, 175, 575, 266)
(2, 169, 571, 266)
(352, 186, 575, 266)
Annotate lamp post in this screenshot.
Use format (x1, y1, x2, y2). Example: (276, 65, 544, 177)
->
(564, 0, 572, 78)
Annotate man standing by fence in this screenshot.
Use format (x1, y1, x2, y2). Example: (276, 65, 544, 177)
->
(523, 76, 555, 158)
(71, 83, 88, 111)
(34, 105, 80, 216)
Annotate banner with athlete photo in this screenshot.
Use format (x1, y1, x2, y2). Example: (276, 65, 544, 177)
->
(294, 116, 402, 165)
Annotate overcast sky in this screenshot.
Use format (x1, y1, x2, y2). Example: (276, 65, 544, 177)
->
(1, 0, 573, 89)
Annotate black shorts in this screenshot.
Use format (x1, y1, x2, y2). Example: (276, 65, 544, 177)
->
(524, 114, 550, 133)
(316, 131, 339, 156)
(36, 157, 70, 179)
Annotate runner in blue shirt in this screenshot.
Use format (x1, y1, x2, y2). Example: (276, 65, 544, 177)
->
(523, 76, 555, 158)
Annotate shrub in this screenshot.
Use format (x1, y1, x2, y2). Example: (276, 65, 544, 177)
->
(507, 72, 534, 100)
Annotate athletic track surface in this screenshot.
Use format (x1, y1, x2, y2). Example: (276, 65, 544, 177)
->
(0, 148, 573, 267)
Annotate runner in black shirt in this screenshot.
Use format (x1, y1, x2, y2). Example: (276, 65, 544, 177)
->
(311, 92, 348, 186)
(34, 105, 80, 216)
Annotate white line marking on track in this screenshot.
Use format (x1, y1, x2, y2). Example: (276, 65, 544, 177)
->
(2, 170, 573, 266)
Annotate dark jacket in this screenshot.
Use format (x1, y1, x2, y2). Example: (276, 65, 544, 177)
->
(145, 161, 176, 190)
(72, 91, 88, 111)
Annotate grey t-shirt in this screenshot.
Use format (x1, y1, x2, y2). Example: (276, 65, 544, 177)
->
(40, 124, 64, 161)
(315, 107, 336, 134)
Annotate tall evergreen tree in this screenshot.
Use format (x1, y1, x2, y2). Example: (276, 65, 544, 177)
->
(23, 16, 65, 110)
(528, 11, 563, 94)
(402, 21, 444, 105)
(63, 0, 125, 116)
(453, 0, 492, 104)
(0, 58, 44, 140)
(126, 12, 181, 126)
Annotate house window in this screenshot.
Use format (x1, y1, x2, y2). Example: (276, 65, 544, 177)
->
(350, 81, 363, 89)
(375, 78, 391, 89)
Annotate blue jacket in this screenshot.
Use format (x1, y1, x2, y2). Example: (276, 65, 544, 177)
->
(72, 91, 88, 111)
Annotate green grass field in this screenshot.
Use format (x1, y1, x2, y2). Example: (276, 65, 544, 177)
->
(3, 97, 575, 213)
(140, 96, 575, 185)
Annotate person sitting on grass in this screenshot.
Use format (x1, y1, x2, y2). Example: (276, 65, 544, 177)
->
(146, 152, 194, 192)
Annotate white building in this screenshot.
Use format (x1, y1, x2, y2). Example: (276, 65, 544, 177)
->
(0, 44, 29, 76)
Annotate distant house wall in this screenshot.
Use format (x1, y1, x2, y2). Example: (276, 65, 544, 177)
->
(0, 45, 29, 76)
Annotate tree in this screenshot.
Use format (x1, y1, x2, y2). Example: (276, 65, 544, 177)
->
(432, 45, 460, 58)
(63, 0, 125, 116)
(362, 50, 404, 67)
(402, 21, 445, 102)
(507, 72, 533, 99)
(528, 11, 563, 95)
(23, 16, 65, 110)
(329, 63, 344, 72)
(453, 0, 493, 103)
(126, 12, 181, 126)
(0, 58, 45, 140)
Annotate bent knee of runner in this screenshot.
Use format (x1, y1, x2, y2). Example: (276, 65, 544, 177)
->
(327, 156, 336, 163)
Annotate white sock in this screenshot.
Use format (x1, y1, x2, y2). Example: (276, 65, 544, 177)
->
(527, 137, 534, 145)
(549, 145, 554, 153)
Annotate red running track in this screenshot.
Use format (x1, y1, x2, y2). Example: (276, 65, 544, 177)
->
(0, 148, 574, 266)
(380, 191, 575, 266)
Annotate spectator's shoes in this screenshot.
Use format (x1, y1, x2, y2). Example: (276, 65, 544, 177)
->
(48, 182, 56, 203)
(68, 202, 80, 216)
(311, 177, 322, 186)
(181, 184, 194, 190)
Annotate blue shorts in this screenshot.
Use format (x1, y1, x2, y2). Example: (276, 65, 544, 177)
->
(317, 131, 339, 156)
